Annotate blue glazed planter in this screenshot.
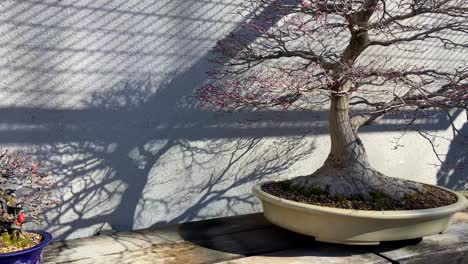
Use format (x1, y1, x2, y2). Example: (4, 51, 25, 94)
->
(0, 231, 52, 264)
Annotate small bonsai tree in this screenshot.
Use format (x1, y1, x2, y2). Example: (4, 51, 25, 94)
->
(198, 0, 467, 201)
(0, 150, 53, 246)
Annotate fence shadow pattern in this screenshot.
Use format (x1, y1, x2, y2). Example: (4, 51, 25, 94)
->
(0, 0, 465, 239)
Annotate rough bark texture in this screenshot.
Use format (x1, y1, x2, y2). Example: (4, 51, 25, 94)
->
(290, 7, 428, 201)
(291, 84, 425, 200)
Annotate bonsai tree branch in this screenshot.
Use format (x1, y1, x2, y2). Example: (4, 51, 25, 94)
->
(198, 0, 468, 200)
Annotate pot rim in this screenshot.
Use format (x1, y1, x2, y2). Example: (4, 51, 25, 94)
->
(253, 181, 468, 219)
(0, 230, 52, 258)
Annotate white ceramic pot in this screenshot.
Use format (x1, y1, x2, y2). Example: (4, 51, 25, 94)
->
(253, 182, 468, 245)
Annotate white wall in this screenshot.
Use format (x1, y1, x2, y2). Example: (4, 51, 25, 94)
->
(0, 0, 466, 239)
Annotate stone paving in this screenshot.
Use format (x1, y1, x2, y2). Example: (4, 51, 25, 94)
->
(44, 210, 468, 264)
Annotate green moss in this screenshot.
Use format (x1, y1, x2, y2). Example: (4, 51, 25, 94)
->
(370, 191, 386, 201)
(284, 182, 327, 197)
(309, 187, 327, 196)
(1, 233, 12, 245)
(337, 195, 348, 203)
(405, 193, 419, 201)
(0, 232, 35, 248)
(423, 185, 436, 193)
(284, 182, 297, 192)
(299, 187, 327, 196)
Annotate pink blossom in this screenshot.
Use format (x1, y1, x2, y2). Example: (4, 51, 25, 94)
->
(301, 0, 312, 7)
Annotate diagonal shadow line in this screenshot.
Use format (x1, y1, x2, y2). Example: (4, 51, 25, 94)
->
(28, 0, 302, 239)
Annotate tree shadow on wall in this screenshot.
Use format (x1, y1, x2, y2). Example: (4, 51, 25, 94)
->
(14, 0, 327, 239)
(32, 76, 319, 239)
(3, 0, 465, 240)
(437, 120, 468, 190)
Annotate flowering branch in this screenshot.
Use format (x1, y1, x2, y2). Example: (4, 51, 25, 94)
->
(0, 151, 55, 236)
(198, 0, 468, 131)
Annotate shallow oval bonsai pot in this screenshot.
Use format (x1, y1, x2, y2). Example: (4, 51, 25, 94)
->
(253, 182, 468, 245)
(0, 231, 52, 264)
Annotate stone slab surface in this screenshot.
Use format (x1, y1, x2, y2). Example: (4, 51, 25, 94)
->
(214, 246, 390, 264)
(371, 221, 468, 264)
(46, 241, 242, 264)
(43, 210, 468, 264)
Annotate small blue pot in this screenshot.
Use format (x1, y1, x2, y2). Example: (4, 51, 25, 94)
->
(0, 231, 52, 264)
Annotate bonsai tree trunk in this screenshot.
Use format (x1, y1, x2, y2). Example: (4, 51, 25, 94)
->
(292, 83, 425, 200)
(329, 88, 367, 168)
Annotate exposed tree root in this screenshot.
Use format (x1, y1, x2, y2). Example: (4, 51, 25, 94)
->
(290, 164, 426, 200)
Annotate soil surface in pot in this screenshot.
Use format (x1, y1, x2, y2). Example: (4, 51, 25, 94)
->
(262, 180, 458, 210)
(0, 232, 42, 254)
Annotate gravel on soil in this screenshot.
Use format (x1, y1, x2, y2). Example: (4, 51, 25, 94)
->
(262, 180, 458, 211)
(0, 232, 42, 254)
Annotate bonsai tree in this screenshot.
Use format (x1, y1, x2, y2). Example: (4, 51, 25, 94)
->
(198, 0, 467, 201)
(0, 150, 53, 250)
